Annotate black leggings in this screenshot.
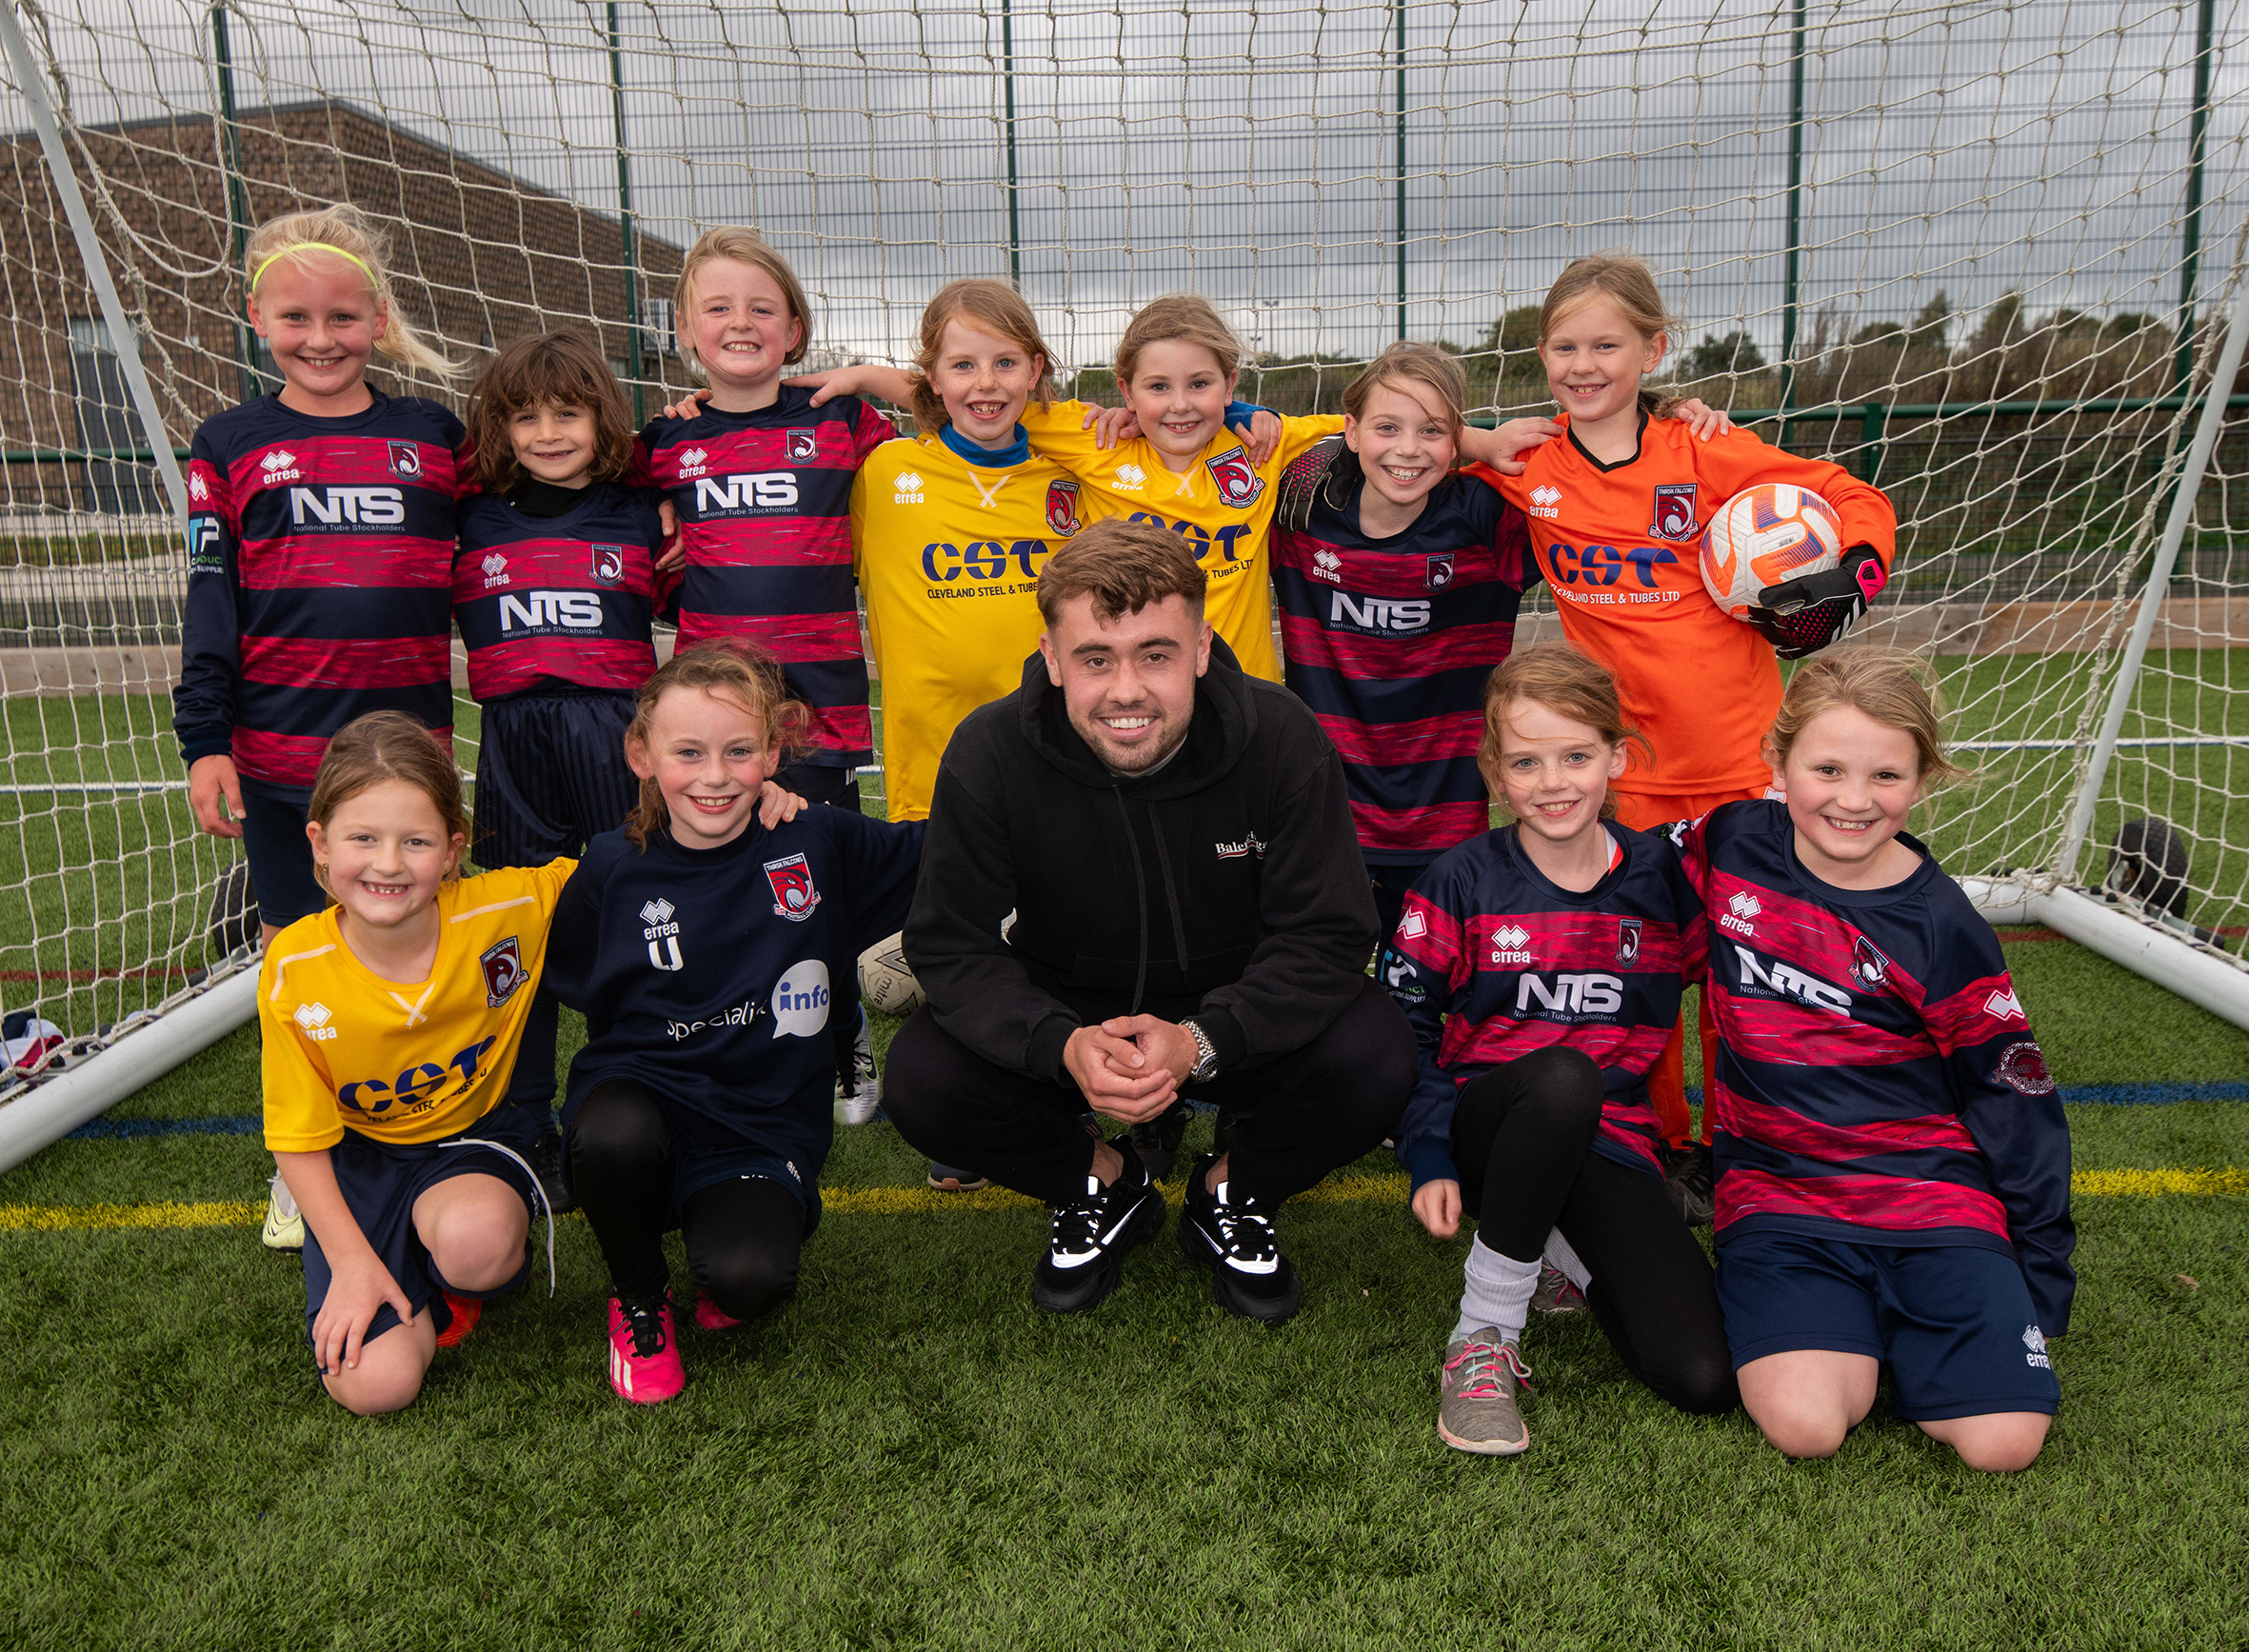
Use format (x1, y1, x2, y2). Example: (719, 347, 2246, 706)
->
(1455, 1046, 1737, 1415)
(567, 1080, 804, 1322)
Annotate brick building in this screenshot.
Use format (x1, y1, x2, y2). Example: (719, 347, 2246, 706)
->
(0, 98, 685, 512)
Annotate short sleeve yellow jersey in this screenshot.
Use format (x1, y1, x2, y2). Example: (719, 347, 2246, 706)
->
(260, 860, 576, 1153)
(1019, 401, 1343, 684)
(850, 432, 1085, 821)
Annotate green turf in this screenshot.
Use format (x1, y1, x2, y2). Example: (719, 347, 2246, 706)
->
(3, 937, 2247, 1648)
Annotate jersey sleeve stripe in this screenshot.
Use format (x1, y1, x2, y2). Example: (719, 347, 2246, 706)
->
(1715, 1164, 2010, 1240)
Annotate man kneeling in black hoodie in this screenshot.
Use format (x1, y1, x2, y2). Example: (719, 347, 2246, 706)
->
(884, 517, 1417, 1323)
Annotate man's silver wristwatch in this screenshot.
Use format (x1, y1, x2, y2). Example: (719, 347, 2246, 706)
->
(1182, 1019, 1220, 1085)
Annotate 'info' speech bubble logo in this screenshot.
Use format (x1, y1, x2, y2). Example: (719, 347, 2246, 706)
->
(770, 960, 831, 1040)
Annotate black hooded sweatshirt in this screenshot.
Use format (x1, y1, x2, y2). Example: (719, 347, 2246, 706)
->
(906, 636, 1380, 1084)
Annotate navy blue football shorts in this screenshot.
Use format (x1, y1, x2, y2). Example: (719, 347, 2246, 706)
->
(470, 687, 639, 869)
(300, 1107, 543, 1364)
(237, 779, 325, 927)
(1716, 1228, 2060, 1422)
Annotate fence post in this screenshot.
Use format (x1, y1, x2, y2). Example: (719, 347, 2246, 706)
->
(606, 1, 643, 426)
(2056, 265, 2249, 881)
(2172, 0, 2216, 399)
(1002, 0, 1022, 288)
(1858, 401, 1885, 484)
(209, 3, 258, 404)
(1394, 0, 1407, 342)
(1, 0, 188, 520)
(1776, 0, 1806, 446)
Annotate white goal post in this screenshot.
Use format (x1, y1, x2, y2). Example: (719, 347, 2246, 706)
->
(0, 0, 2246, 1167)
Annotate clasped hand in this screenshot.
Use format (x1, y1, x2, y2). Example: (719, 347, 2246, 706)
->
(1063, 1016, 1201, 1125)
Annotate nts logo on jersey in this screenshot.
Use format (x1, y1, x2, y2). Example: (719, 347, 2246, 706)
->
(1721, 889, 1761, 937)
(388, 440, 423, 480)
(293, 1001, 337, 1044)
(2022, 1324, 2051, 1369)
(1490, 923, 1534, 966)
(590, 544, 626, 587)
(893, 470, 925, 504)
(1116, 463, 1147, 490)
(676, 448, 709, 478)
(1205, 446, 1264, 508)
(1649, 484, 1698, 541)
(1985, 987, 2027, 1022)
(641, 898, 683, 971)
(765, 853, 822, 922)
(1617, 919, 1642, 966)
(1045, 478, 1084, 537)
(259, 449, 301, 484)
(1852, 934, 1891, 988)
(481, 935, 526, 1007)
(1733, 945, 1852, 1014)
(1527, 484, 1562, 519)
(786, 428, 818, 462)
(188, 470, 209, 502)
(481, 552, 509, 589)
(1310, 547, 1343, 584)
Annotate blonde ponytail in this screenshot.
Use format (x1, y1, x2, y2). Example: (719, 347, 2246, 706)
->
(245, 203, 465, 384)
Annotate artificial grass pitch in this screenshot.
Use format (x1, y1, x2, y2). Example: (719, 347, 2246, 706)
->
(2, 945, 2246, 1648)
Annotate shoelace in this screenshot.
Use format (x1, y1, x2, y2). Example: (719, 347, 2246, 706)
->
(1444, 1339, 1533, 1400)
(1048, 1182, 1110, 1256)
(620, 1299, 669, 1359)
(1211, 1198, 1278, 1264)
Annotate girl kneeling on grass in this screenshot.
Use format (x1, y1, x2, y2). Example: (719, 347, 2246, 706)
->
(1385, 644, 1738, 1456)
(260, 711, 574, 1417)
(544, 643, 923, 1404)
(1676, 650, 2073, 1470)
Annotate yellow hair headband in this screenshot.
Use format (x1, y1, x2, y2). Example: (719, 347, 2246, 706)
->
(250, 242, 375, 291)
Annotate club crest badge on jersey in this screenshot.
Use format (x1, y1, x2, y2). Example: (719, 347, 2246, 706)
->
(1997, 1040, 2056, 1096)
(786, 428, 818, 463)
(1852, 933, 1891, 988)
(480, 936, 527, 1007)
(1205, 446, 1264, 508)
(764, 853, 822, 922)
(1425, 552, 1456, 590)
(388, 440, 423, 481)
(1045, 477, 1083, 537)
(1648, 483, 1697, 541)
(590, 544, 626, 587)
(1616, 919, 1642, 966)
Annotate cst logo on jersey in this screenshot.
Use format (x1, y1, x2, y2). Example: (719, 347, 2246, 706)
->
(337, 1037, 499, 1117)
(765, 853, 822, 921)
(1205, 447, 1264, 508)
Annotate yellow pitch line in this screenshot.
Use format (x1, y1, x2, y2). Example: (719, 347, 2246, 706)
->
(2, 1168, 2244, 1232)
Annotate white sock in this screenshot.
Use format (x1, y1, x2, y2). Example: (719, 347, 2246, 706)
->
(1453, 1236, 1539, 1345)
(1542, 1227, 1591, 1291)
(269, 1170, 298, 1221)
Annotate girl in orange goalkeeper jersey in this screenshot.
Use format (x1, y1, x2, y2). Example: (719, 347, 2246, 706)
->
(1468, 253, 1897, 1201)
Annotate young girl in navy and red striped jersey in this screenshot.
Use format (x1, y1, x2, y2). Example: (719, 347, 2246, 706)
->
(544, 643, 923, 1404)
(175, 204, 468, 1251)
(1676, 651, 2073, 1472)
(632, 229, 895, 811)
(453, 331, 669, 1189)
(1384, 644, 1736, 1456)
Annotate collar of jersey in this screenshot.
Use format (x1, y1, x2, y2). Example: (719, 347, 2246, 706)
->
(1502, 822, 1627, 906)
(940, 423, 1028, 468)
(1778, 808, 1939, 906)
(1562, 408, 1651, 475)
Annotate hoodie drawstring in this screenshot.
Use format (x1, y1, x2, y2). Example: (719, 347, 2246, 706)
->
(1114, 786, 1151, 1016)
(1146, 806, 1190, 973)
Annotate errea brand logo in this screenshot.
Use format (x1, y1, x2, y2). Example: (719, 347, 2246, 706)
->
(1528, 484, 1562, 518)
(1116, 464, 1147, 490)
(1490, 923, 1533, 966)
(2022, 1324, 2051, 1370)
(189, 470, 209, 501)
(293, 1001, 338, 1043)
(481, 552, 509, 589)
(259, 448, 302, 485)
(1310, 547, 1343, 584)
(675, 447, 708, 478)
(1720, 889, 1761, 937)
(893, 469, 925, 504)
(641, 898, 683, 971)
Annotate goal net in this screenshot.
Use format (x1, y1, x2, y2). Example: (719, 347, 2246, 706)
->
(0, 0, 2244, 1119)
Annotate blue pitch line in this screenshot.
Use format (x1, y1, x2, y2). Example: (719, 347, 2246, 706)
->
(53, 1082, 2249, 1144)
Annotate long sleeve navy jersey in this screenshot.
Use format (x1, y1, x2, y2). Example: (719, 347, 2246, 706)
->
(631, 389, 895, 766)
(1383, 823, 1707, 1191)
(543, 808, 923, 1180)
(174, 392, 466, 786)
(1272, 463, 1539, 863)
(1676, 800, 2076, 1333)
(452, 483, 665, 701)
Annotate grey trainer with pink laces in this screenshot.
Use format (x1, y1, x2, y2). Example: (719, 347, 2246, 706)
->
(1438, 1330, 1531, 1455)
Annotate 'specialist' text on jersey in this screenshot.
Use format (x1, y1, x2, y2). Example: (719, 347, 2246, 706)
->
(453, 482, 666, 701)
(176, 391, 466, 788)
(1467, 415, 1896, 798)
(1017, 400, 1342, 685)
(632, 388, 894, 766)
(1272, 448, 1540, 862)
(1676, 799, 2076, 1333)
(261, 860, 576, 1153)
(543, 808, 923, 1199)
(849, 428, 1081, 821)
(1383, 823, 1708, 1189)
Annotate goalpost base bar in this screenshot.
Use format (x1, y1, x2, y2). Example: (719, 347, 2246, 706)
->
(0, 967, 259, 1176)
(1962, 878, 2249, 1036)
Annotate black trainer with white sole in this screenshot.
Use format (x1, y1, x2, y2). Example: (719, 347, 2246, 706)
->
(1179, 1152, 1301, 1323)
(1030, 1139, 1165, 1313)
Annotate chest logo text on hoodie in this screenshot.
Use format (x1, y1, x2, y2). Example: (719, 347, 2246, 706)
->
(1214, 831, 1266, 861)
(765, 853, 822, 921)
(641, 898, 684, 971)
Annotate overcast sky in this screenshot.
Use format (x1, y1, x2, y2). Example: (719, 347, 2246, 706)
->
(10, 0, 2247, 368)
